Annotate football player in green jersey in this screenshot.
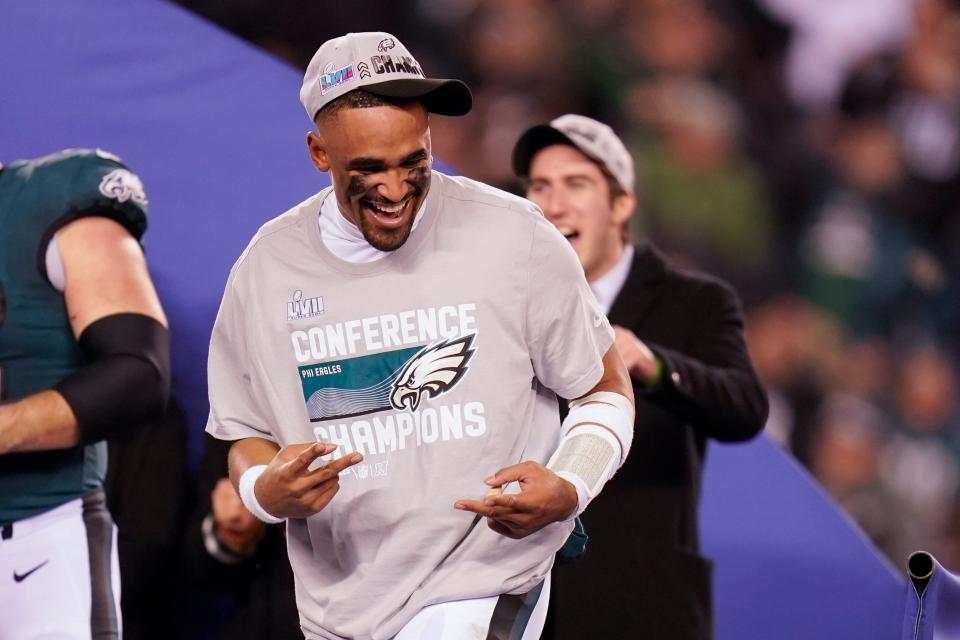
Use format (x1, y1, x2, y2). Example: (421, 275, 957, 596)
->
(0, 149, 170, 639)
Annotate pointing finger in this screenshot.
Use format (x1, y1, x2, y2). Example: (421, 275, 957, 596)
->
(307, 451, 363, 483)
(454, 499, 491, 516)
(484, 492, 531, 512)
(288, 442, 337, 473)
(454, 499, 525, 523)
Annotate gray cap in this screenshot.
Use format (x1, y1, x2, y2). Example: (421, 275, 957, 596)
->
(300, 31, 472, 122)
(512, 114, 635, 193)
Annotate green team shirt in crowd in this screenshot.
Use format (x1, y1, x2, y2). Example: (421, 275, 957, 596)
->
(0, 148, 148, 525)
(207, 171, 615, 640)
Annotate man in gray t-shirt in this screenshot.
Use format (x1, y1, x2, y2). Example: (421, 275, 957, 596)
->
(207, 32, 635, 640)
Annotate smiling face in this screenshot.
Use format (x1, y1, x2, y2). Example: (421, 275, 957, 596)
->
(308, 101, 432, 251)
(526, 144, 635, 281)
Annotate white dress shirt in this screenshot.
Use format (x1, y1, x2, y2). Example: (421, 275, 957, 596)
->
(589, 244, 634, 315)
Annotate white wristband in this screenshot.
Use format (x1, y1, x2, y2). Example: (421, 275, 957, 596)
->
(238, 464, 284, 524)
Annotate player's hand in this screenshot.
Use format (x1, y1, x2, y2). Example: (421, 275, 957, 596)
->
(211, 478, 265, 555)
(612, 325, 659, 383)
(255, 442, 363, 519)
(453, 461, 578, 539)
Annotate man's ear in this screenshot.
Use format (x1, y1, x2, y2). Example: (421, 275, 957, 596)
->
(307, 131, 330, 172)
(611, 191, 636, 227)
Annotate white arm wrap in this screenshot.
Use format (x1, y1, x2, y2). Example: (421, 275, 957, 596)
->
(564, 393, 634, 463)
(568, 390, 636, 432)
(238, 464, 284, 524)
(547, 392, 634, 518)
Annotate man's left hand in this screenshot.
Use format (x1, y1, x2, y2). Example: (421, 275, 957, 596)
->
(454, 461, 577, 539)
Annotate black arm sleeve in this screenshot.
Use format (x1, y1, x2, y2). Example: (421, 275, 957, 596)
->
(54, 312, 171, 444)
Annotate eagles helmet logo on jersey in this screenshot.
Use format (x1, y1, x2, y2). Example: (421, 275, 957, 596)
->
(390, 333, 476, 412)
(98, 169, 148, 206)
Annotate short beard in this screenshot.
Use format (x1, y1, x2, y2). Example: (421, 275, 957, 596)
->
(357, 210, 416, 251)
(350, 167, 429, 252)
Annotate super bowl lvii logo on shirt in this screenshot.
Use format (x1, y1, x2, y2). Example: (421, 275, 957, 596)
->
(287, 290, 325, 321)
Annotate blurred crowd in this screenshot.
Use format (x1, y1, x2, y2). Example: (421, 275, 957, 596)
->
(177, 0, 960, 570)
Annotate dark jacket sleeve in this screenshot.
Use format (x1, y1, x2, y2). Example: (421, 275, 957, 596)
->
(642, 277, 768, 442)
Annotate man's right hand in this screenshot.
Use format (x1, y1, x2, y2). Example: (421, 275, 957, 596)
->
(612, 325, 661, 385)
(211, 477, 264, 555)
(255, 442, 363, 519)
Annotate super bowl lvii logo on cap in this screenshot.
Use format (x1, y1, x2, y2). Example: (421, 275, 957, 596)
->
(319, 62, 355, 95)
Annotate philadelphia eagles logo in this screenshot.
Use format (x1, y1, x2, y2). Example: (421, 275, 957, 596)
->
(390, 333, 476, 412)
(98, 169, 148, 206)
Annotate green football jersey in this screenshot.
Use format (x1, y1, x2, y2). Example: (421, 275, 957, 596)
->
(0, 148, 148, 524)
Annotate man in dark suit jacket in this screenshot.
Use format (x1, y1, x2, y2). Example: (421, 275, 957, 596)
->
(513, 115, 769, 640)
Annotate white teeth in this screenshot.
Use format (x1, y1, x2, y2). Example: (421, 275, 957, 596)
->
(371, 202, 404, 215)
(558, 227, 577, 238)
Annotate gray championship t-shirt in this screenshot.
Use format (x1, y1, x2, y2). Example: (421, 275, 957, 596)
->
(206, 171, 614, 640)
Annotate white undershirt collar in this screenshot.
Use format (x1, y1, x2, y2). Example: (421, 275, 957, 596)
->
(318, 191, 426, 263)
(590, 244, 634, 315)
